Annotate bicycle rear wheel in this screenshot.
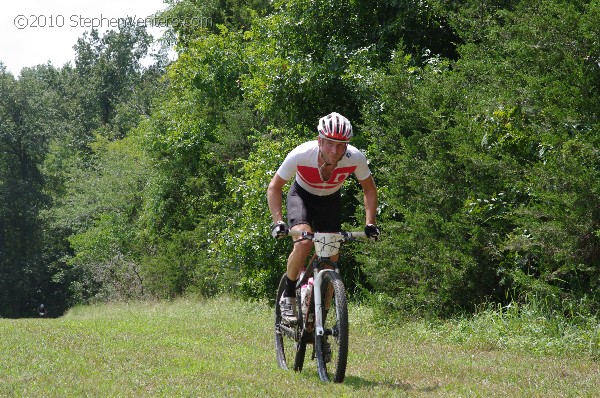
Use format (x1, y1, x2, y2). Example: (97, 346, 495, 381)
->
(275, 273, 306, 372)
(315, 271, 348, 383)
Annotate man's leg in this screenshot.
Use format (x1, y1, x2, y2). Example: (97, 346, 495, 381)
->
(280, 224, 312, 323)
(286, 224, 313, 281)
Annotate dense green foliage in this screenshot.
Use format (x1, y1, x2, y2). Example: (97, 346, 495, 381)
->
(0, 0, 598, 320)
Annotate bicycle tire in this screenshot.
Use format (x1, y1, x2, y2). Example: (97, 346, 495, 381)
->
(315, 270, 348, 383)
(274, 273, 306, 372)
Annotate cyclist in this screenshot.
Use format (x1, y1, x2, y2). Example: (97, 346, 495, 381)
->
(38, 304, 47, 317)
(267, 112, 379, 324)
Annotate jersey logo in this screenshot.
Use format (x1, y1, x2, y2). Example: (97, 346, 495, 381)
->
(333, 171, 350, 183)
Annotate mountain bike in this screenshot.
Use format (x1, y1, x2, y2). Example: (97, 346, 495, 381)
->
(274, 230, 366, 383)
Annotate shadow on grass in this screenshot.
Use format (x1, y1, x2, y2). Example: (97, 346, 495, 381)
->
(344, 375, 441, 393)
(293, 366, 441, 393)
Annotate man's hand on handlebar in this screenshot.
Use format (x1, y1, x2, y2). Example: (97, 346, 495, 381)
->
(364, 224, 380, 240)
(271, 221, 289, 239)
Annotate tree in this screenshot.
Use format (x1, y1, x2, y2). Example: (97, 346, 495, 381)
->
(243, 0, 459, 130)
(73, 26, 153, 132)
(64, 133, 152, 302)
(363, 0, 600, 317)
(43, 26, 166, 305)
(0, 66, 68, 317)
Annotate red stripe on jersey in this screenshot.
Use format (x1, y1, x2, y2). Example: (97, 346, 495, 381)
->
(297, 165, 357, 189)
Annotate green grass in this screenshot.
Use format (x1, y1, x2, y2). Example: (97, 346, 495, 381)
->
(0, 298, 598, 397)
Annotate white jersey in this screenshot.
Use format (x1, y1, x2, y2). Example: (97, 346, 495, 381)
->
(276, 141, 371, 196)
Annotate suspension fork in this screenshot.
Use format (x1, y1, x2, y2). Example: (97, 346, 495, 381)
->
(313, 261, 339, 336)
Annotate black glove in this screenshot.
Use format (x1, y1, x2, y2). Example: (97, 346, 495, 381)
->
(364, 224, 380, 240)
(271, 221, 289, 239)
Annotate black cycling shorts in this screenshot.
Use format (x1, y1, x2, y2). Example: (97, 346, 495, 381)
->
(287, 181, 341, 232)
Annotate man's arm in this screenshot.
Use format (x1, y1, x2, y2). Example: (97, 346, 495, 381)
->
(358, 175, 378, 225)
(267, 174, 289, 223)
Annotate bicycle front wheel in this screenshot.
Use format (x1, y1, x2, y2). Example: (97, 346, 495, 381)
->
(315, 271, 348, 383)
(274, 273, 306, 372)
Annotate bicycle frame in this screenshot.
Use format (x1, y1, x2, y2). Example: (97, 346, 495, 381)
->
(290, 231, 365, 337)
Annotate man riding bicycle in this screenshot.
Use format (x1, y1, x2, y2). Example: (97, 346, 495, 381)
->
(267, 112, 379, 324)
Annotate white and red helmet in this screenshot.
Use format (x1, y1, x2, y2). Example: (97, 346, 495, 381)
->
(317, 112, 353, 142)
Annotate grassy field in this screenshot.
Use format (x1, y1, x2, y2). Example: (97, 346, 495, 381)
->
(0, 298, 598, 397)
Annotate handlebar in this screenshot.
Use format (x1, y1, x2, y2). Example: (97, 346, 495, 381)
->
(288, 230, 367, 239)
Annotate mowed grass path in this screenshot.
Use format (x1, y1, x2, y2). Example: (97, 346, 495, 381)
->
(0, 298, 598, 397)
